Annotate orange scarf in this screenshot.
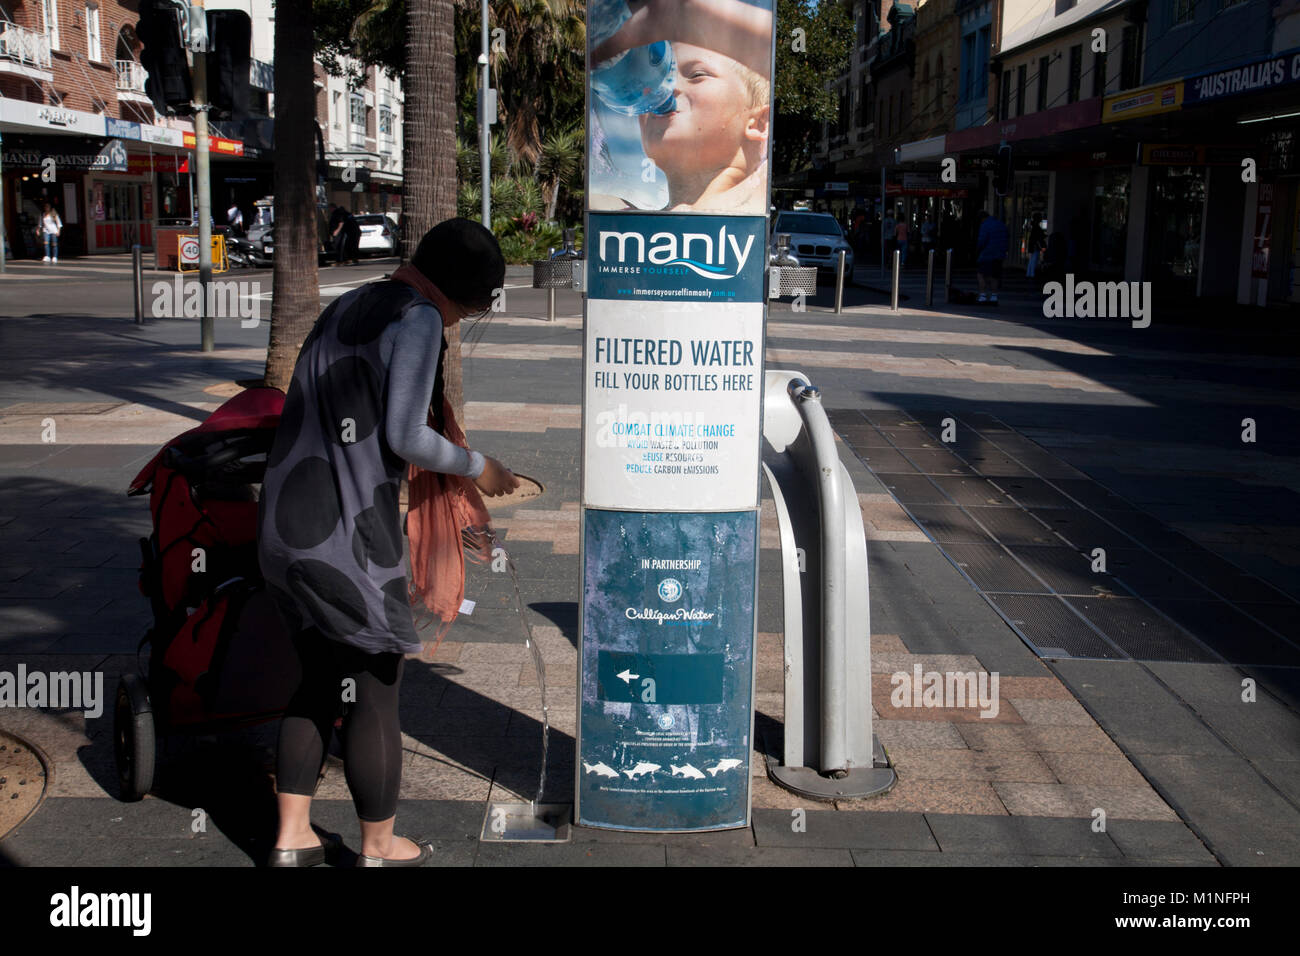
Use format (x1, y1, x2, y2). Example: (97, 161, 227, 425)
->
(389, 265, 493, 654)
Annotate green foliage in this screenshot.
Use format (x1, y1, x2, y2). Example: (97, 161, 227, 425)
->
(773, 0, 854, 175)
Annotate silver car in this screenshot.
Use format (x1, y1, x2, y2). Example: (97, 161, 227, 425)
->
(770, 211, 854, 277)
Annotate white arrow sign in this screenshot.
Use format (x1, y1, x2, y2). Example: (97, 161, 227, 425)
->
(616, 669, 639, 684)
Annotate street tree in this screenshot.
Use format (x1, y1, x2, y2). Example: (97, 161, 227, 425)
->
(263, 0, 322, 391)
(773, 0, 853, 177)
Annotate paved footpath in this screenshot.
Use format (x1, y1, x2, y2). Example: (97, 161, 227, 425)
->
(0, 257, 1296, 866)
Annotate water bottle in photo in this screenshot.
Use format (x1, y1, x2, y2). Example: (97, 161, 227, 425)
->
(589, 0, 678, 116)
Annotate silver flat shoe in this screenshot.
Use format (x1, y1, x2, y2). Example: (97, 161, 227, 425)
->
(355, 837, 433, 867)
(266, 831, 343, 867)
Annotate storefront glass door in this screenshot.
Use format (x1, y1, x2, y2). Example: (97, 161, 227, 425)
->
(1147, 166, 1205, 299)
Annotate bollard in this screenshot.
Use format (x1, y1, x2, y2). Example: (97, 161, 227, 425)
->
(132, 244, 144, 326)
(890, 248, 900, 312)
(925, 248, 935, 307)
(548, 286, 556, 323)
(944, 248, 953, 304)
(834, 250, 846, 314)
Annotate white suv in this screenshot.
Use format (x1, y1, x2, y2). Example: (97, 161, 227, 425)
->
(770, 211, 854, 277)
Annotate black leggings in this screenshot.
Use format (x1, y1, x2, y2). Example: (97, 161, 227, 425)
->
(276, 627, 406, 822)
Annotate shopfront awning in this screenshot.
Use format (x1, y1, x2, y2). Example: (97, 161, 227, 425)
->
(945, 97, 1103, 155)
(895, 134, 946, 163)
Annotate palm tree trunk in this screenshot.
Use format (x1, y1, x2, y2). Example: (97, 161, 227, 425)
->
(262, 0, 320, 392)
(405, 0, 465, 421)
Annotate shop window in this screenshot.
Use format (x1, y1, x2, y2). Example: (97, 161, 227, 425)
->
(977, 27, 990, 99)
(42, 0, 60, 50)
(1037, 55, 1050, 110)
(1068, 45, 1082, 103)
(349, 93, 365, 129)
(1093, 48, 1107, 97)
(1015, 64, 1026, 117)
(1120, 24, 1143, 90)
(961, 32, 976, 101)
(379, 106, 393, 138)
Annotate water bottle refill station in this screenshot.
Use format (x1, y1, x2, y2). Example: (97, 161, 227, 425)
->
(487, 0, 891, 840)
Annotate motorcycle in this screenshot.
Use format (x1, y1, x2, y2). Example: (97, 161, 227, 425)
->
(218, 226, 261, 270)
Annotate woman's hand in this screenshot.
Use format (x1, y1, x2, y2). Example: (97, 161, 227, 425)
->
(474, 456, 520, 497)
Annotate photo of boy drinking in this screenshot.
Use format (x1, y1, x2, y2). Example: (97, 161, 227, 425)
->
(588, 0, 774, 215)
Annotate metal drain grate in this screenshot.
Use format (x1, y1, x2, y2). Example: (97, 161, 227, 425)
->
(1009, 546, 1115, 596)
(902, 449, 977, 475)
(989, 477, 1078, 510)
(1063, 597, 1217, 663)
(930, 476, 1014, 507)
(1104, 550, 1217, 601)
(859, 447, 920, 472)
(907, 505, 996, 543)
(1149, 600, 1300, 666)
(1028, 509, 1137, 553)
(966, 507, 1062, 546)
(986, 594, 1127, 660)
(943, 542, 1050, 593)
(878, 473, 951, 505)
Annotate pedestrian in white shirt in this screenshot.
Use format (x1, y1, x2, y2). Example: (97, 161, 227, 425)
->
(39, 203, 62, 262)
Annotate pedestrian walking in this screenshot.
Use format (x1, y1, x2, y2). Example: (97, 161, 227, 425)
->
(895, 217, 910, 269)
(974, 210, 1009, 304)
(1026, 219, 1046, 279)
(328, 203, 349, 266)
(344, 212, 362, 265)
(259, 218, 520, 867)
(38, 203, 62, 263)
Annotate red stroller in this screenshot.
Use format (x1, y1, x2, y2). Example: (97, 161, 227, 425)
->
(115, 386, 300, 801)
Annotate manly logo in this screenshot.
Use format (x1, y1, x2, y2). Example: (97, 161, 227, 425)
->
(586, 212, 766, 301)
(597, 225, 756, 280)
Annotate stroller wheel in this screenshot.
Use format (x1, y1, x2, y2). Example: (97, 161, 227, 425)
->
(114, 674, 156, 802)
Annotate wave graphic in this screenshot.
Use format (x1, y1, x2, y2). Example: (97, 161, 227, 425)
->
(665, 259, 733, 280)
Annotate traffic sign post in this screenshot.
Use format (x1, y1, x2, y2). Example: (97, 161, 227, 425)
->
(575, 1, 777, 831)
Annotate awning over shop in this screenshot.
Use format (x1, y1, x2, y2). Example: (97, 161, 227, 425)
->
(895, 134, 946, 163)
(945, 97, 1103, 154)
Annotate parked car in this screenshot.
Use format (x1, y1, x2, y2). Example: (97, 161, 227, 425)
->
(769, 211, 854, 278)
(355, 214, 400, 258)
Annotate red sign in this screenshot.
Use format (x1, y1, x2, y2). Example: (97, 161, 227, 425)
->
(182, 132, 245, 156)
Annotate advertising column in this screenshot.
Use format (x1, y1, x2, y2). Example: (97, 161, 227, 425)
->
(576, 0, 775, 831)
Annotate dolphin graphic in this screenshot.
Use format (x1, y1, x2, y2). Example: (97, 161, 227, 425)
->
(670, 764, 706, 780)
(583, 761, 620, 779)
(706, 758, 743, 776)
(624, 761, 661, 780)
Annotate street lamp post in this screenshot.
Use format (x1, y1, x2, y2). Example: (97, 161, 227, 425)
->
(479, 0, 491, 229)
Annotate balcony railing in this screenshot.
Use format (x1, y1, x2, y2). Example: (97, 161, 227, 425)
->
(115, 59, 147, 93)
(0, 23, 52, 70)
